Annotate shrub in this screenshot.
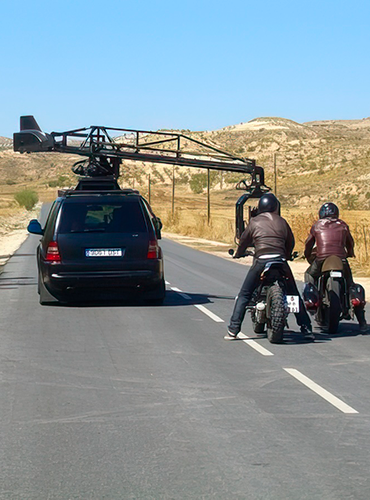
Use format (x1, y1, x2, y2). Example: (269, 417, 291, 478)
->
(189, 173, 206, 194)
(189, 172, 219, 194)
(14, 189, 39, 210)
(48, 175, 70, 188)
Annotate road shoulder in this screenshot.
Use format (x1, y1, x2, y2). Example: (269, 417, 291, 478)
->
(162, 231, 370, 298)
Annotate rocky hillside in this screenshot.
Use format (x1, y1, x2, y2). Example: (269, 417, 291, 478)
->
(1, 116, 370, 209)
(202, 117, 370, 209)
(0, 136, 12, 150)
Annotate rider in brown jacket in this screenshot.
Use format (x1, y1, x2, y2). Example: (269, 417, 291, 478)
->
(304, 202, 367, 331)
(225, 193, 313, 340)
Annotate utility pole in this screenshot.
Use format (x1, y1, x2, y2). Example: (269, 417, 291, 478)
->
(273, 153, 277, 196)
(207, 169, 211, 225)
(172, 166, 175, 217)
(148, 174, 151, 205)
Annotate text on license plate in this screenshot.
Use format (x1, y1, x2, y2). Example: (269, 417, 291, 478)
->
(286, 295, 300, 313)
(85, 248, 123, 257)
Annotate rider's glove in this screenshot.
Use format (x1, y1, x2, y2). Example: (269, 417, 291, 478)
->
(250, 207, 259, 218)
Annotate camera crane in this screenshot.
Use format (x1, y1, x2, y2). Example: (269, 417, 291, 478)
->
(13, 116, 270, 241)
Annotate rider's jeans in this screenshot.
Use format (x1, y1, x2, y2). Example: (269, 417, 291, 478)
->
(228, 257, 311, 335)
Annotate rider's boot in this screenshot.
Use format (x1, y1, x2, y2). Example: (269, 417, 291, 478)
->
(301, 323, 315, 341)
(354, 308, 368, 332)
(224, 330, 238, 340)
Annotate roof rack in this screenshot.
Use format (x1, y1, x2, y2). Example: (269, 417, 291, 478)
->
(58, 189, 140, 197)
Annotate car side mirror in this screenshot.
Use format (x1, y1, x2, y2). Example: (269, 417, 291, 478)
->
(153, 217, 162, 239)
(27, 219, 43, 235)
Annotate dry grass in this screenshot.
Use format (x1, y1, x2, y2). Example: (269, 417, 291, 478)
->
(150, 187, 370, 277)
(0, 174, 369, 276)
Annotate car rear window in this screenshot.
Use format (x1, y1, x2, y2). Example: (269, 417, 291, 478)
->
(58, 200, 147, 234)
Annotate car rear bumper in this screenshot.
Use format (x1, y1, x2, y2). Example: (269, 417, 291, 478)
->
(41, 261, 164, 297)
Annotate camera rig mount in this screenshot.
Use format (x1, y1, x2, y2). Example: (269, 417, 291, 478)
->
(14, 115, 271, 241)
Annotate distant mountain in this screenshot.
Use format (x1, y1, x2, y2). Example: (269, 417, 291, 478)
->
(1, 116, 370, 209)
(198, 116, 370, 209)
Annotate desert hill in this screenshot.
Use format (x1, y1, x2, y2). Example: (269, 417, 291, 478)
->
(1, 116, 370, 210)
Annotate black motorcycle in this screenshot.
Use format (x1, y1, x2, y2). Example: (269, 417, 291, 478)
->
(229, 249, 300, 343)
(303, 255, 366, 333)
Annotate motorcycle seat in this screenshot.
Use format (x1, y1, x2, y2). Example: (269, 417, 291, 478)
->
(322, 255, 344, 272)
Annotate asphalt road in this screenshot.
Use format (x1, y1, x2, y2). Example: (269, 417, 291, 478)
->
(1, 224, 370, 499)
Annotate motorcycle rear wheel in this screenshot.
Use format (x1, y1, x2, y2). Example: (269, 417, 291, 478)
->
(324, 278, 341, 333)
(266, 284, 286, 344)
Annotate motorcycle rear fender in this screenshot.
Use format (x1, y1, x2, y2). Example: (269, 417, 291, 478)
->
(260, 261, 287, 282)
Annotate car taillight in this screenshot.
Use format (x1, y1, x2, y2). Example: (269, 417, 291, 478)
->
(45, 241, 61, 262)
(147, 240, 159, 259)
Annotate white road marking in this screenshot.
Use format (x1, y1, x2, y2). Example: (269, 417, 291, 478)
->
(170, 286, 224, 322)
(284, 368, 359, 414)
(170, 287, 192, 300)
(194, 304, 224, 323)
(238, 333, 274, 356)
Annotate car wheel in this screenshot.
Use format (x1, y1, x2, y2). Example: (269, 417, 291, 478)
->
(38, 270, 58, 305)
(145, 278, 166, 305)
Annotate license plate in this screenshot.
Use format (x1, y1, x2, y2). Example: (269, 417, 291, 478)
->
(85, 248, 123, 257)
(286, 295, 300, 313)
(330, 271, 342, 278)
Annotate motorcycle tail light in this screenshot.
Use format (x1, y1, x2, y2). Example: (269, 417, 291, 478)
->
(351, 297, 365, 307)
(304, 300, 319, 310)
(45, 241, 61, 263)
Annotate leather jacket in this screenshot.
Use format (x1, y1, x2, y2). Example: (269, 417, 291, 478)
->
(304, 218, 355, 261)
(235, 212, 295, 259)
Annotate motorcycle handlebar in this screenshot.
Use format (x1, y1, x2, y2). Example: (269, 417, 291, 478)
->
(228, 248, 255, 258)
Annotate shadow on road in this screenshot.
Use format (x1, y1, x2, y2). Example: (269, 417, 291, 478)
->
(29, 290, 235, 308)
(283, 321, 369, 345)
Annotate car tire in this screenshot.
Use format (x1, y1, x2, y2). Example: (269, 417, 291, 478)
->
(38, 270, 58, 306)
(145, 278, 166, 305)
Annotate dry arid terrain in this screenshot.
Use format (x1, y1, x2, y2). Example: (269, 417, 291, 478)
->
(1, 116, 369, 282)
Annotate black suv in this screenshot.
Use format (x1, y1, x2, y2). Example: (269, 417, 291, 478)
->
(28, 178, 165, 305)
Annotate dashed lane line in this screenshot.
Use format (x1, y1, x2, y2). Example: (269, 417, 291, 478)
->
(170, 286, 192, 301)
(238, 333, 274, 356)
(170, 285, 224, 322)
(194, 304, 224, 323)
(284, 368, 358, 414)
(167, 282, 358, 414)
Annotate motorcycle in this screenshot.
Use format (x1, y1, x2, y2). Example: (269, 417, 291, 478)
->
(303, 255, 366, 333)
(229, 249, 300, 343)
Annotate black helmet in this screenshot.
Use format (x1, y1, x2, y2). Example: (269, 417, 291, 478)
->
(258, 193, 279, 214)
(319, 202, 339, 219)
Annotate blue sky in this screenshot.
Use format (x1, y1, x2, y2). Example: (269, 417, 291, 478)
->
(1, 0, 369, 137)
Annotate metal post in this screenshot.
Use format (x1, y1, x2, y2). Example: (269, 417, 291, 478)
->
(172, 166, 175, 217)
(148, 174, 151, 205)
(207, 169, 210, 225)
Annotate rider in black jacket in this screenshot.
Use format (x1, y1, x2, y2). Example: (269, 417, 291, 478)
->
(225, 193, 313, 340)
